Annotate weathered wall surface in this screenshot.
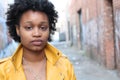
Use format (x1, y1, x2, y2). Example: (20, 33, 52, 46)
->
(68, 0, 116, 69)
(113, 0, 120, 71)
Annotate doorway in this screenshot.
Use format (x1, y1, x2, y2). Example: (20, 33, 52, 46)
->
(78, 10, 84, 50)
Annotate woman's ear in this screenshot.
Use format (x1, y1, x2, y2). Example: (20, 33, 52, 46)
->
(16, 25, 20, 36)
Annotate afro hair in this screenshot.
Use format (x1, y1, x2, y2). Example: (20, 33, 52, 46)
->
(6, 0, 58, 42)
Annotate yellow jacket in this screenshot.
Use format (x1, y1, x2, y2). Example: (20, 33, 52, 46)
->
(0, 43, 76, 80)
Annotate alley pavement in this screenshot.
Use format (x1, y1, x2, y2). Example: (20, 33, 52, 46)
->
(50, 41, 120, 80)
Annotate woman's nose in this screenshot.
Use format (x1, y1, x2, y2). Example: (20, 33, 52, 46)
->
(32, 28, 41, 37)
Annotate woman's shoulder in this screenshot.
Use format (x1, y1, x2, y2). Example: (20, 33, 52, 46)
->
(56, 53, 73, 68)
(0, 57, 12, 68)
(0, 57, 13, 78)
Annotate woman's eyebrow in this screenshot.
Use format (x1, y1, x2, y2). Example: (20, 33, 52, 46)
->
(23, 21, 49, 24)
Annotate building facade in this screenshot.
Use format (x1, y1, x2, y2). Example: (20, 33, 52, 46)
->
(68, 0, 120, 71)
(113, 0, 120, 72)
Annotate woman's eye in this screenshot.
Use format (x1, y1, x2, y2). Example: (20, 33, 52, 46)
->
(25, 26, 33, 30)
(40, 26, 48, 31)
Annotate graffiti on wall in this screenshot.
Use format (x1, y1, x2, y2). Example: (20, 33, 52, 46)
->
(0, 17, 18, 59)
(0, 17, 8, 50)
(85, 19, 98, 48)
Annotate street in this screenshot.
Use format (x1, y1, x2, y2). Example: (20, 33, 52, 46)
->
(51, 41, 120, 80)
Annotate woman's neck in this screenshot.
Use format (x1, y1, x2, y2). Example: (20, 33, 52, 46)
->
(22, 48, 45, 63)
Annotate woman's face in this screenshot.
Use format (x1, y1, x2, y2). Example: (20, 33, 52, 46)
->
(16, 10, 49, 52)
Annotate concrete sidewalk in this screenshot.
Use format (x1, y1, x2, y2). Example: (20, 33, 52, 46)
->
(51, 42, 120, 80)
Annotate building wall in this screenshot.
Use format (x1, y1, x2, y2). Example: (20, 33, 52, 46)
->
(68, 0, 116, 69)
(113, 0, 120, 71)
(0, 0, 14, 18)
(0, 0, 14, 50)
(103, 0, 115, 69)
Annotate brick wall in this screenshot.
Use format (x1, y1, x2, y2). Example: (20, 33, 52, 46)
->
(68, 0, 116, 69)
(103, 0, 115, 69)
(113, 0, 120, 71)
(96, 0, 106, 66)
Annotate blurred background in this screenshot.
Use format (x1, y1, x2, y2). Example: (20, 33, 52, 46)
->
(0, 0, 120, 80)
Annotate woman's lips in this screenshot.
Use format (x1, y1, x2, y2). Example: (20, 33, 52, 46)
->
(31, 40, 43, 46)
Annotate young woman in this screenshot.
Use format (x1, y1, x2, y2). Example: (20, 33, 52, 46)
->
(0, 0, 76, 80)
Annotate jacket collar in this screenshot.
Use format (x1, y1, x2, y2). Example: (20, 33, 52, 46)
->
(45, 43, 62, 65)
(11, 42, 62, 70)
